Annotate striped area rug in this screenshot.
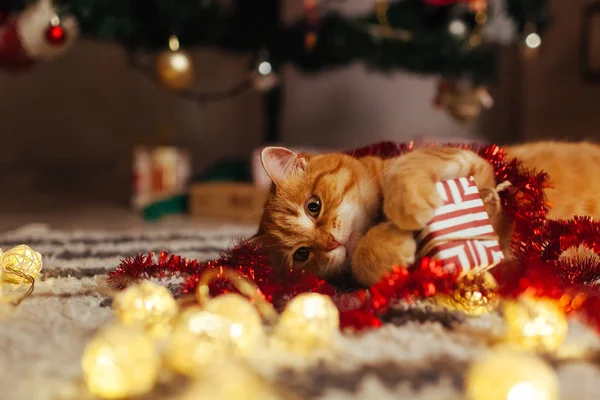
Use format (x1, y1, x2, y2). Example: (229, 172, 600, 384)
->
(1, 224, 600, 400)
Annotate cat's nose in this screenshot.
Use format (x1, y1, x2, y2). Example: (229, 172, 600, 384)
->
(325, 234, 341, 251)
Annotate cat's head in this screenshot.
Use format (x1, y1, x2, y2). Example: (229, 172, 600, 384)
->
(252, 147, 381, 279)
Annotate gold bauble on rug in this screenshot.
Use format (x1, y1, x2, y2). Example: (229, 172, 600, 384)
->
(503, 295, 568, 353)
(274, 293, 340, 355)
(1, 245, 43, 284)
(202, 293, 266, 354)
(112, 280, 178, 338)
(465, 348, 558, 400)
(81, 324, 161, 399)
(155, 35, 194, 90)
(436, 270, 499, 316)
(164, 307, 232, 376)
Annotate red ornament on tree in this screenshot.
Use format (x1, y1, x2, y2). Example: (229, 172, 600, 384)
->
(45, 22, 66, 45)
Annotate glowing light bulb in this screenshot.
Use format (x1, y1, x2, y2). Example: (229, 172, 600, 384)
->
(449, 20, 468, 37)
(82, 324, 161, 399)
(258, 61, 272, 76)
(170, 53, 190, 71)
(274, 293, 339, 355)
(465, 348, 558, 400)
(203, 293, 265, 354)
(1, 245, 43, 284)
(112, 280, 178, 337)
(168, 35, 180, 51)
(503, 295, 568, 353)
(525, 32, 541, 49)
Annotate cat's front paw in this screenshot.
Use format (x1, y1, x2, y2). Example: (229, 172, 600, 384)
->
(351, 222, 416, 286)
(383, 174, 442, 231)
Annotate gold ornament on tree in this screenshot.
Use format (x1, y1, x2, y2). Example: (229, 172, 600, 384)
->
(502, 295, 568, 353)
(434, 79, 494, 124)
(156, 35, 194, 90)
(465, 348, 558, 400)
(112, 280, 179, 337)
(81, 324, 161, 400)
(436, 270, 499, 316)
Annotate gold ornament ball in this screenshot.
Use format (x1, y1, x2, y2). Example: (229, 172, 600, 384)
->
(156, 49, 194, 90)
(1, 245, 43, 284)
(503, 295, 568, 353)
(165, 306, 232, 376)
(465, 348, 558, 400)
(437, 270, 499, 315)
(274, 293, 339, 355)
(202, 293, 265, 354)
(112, 280, 178, 337)
(81, 324, 161, 399)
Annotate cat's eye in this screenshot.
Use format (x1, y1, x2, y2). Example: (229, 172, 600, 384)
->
(293, 247, 310, 262)
(305, 195, 322, 218)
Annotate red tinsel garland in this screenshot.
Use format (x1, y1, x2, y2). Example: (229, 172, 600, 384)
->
(108, 244, 461, 330)
(492, 216, 600, 332)
(109, 141, 599, 332)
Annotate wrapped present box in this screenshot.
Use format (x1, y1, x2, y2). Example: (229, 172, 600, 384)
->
(416, 176, 504, 272)
(132, 146, 191, 210)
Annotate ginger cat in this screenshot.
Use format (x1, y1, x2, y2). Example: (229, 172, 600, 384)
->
(253, 141, 600, 286)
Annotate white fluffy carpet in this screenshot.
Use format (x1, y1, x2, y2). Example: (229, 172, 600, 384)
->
(1, 224, 600, 400)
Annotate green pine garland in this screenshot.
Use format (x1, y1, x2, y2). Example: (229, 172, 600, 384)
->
(6, 0, 549, 83)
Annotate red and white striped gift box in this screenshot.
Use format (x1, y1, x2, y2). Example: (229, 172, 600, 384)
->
(416, 176, 504, 272)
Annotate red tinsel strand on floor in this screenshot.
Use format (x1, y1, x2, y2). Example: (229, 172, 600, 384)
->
(107, 251, 203, 290)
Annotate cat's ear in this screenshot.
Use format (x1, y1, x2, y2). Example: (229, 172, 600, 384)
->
(260, 146, 308, 185)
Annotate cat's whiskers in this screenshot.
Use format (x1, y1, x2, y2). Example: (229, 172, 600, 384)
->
(364, 163, 394, 191)
(317, 262, 329, 277)
(253, 243, 280, 249)
(350, 139, 358, 158)
(242, 207, 279, 221)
